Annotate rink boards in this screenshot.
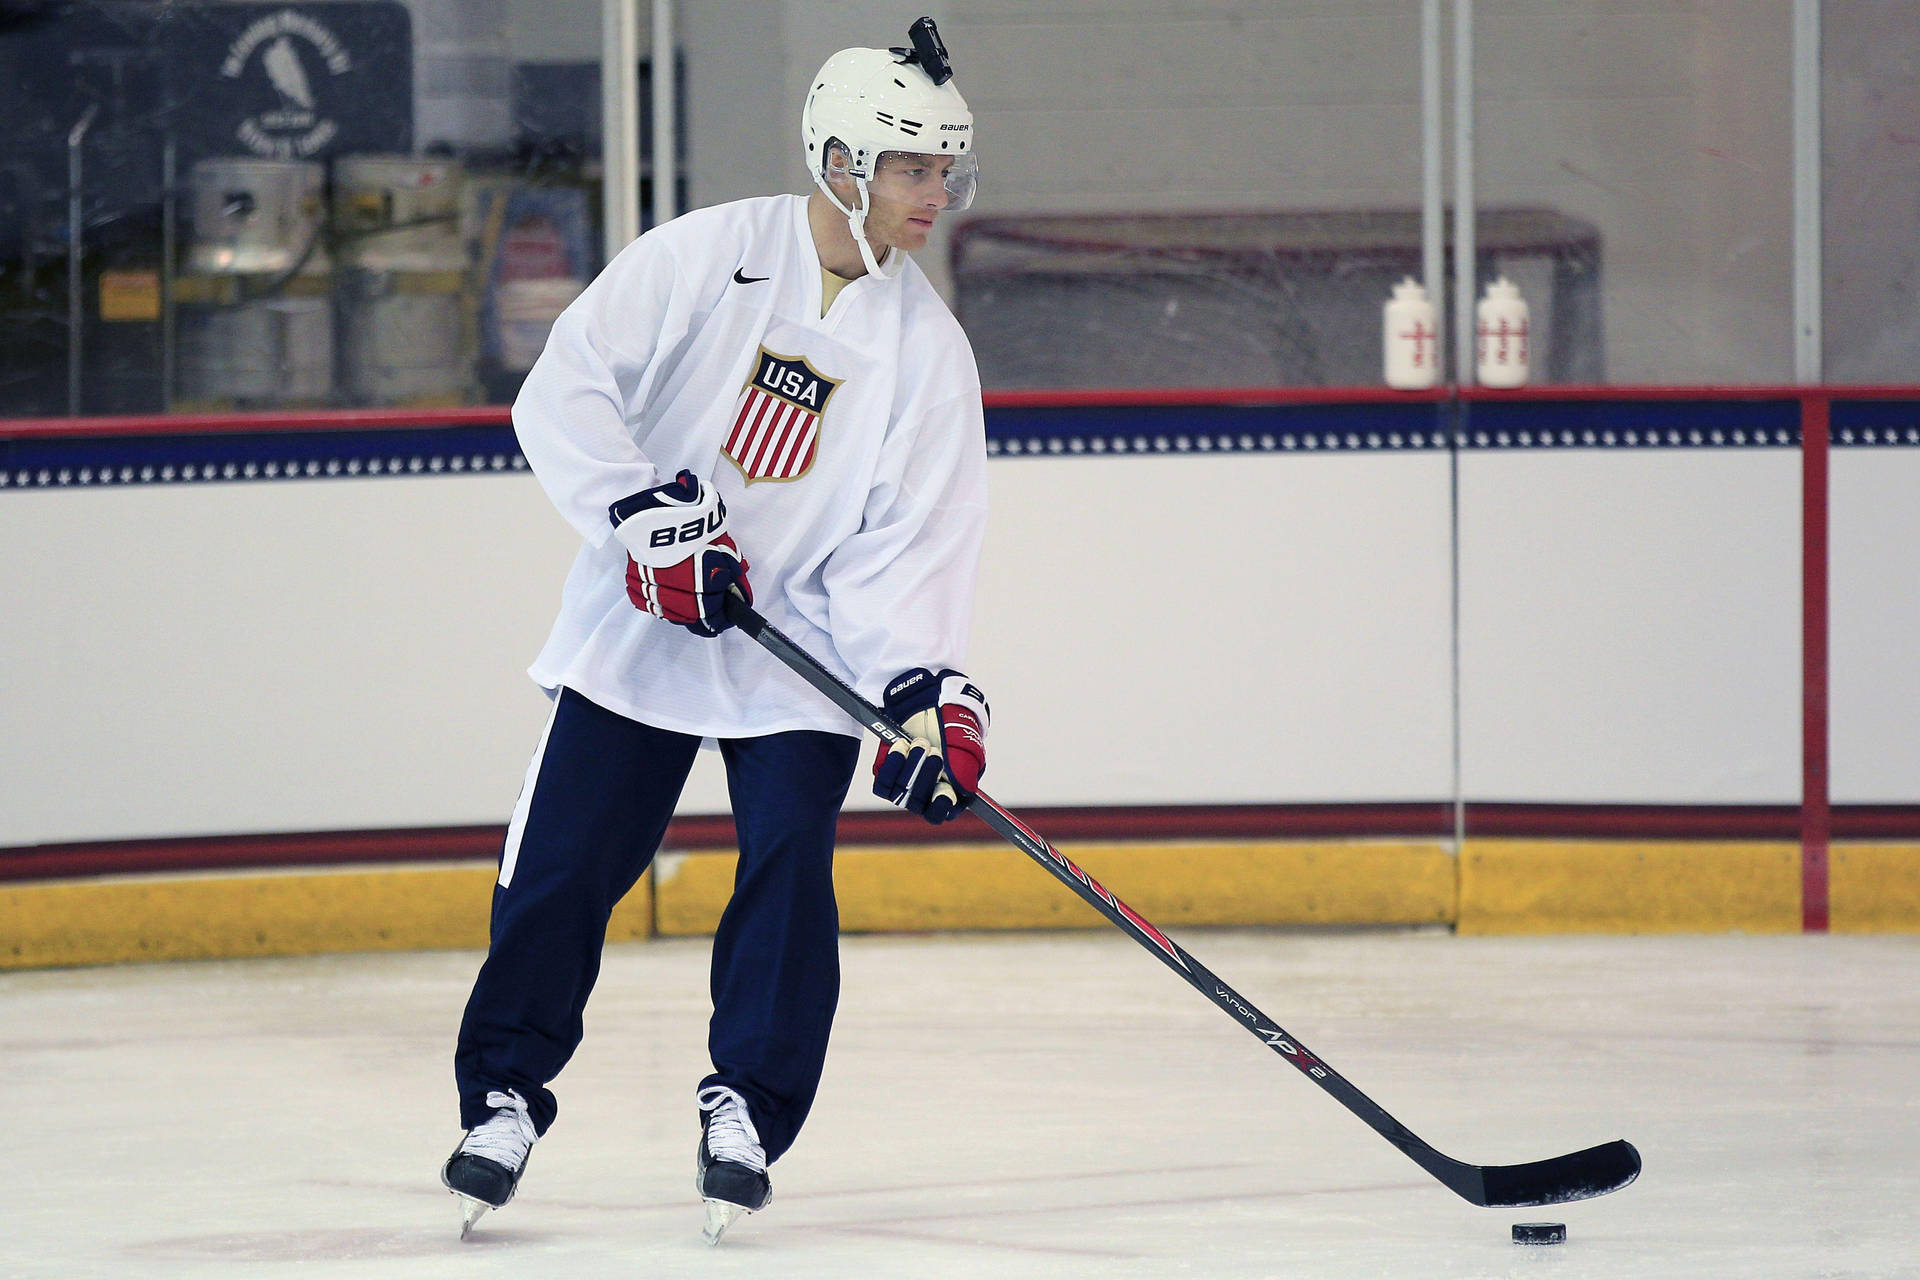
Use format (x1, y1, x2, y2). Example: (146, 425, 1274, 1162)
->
(4, 389, 1920, 964)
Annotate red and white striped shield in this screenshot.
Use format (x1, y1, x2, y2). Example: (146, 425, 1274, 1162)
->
(723, 348, 843, 483)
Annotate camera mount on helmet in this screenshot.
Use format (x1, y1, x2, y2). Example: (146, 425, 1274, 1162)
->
(890, 16, 953, 86)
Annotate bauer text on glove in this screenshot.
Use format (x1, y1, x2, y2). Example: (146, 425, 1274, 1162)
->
(871, 667, 989, 824)
(610, 470, 752, 638)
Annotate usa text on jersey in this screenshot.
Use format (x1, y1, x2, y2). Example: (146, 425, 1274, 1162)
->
(724, 348, 844, 483)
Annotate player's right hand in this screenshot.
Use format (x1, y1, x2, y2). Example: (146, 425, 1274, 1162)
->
(609, 470, 753, 638)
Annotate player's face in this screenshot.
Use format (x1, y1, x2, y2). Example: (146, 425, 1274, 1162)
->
(861, 153, 959, 254)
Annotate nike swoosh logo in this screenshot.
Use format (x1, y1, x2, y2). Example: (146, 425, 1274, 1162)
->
(732, 269, 770, 284)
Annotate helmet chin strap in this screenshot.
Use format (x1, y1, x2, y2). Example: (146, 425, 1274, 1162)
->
(815, 172, 905, 280)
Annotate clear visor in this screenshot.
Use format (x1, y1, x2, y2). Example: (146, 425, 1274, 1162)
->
(833, 149, 978, 213)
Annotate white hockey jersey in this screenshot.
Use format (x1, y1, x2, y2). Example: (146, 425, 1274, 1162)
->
(514, 193, 989, 741)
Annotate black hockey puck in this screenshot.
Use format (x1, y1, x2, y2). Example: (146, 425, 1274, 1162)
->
(1512, 1222, 1567, 1245)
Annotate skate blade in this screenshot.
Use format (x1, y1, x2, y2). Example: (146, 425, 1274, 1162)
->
(701, 1199, 745, 1246)
(454, 1194, 490, 1241)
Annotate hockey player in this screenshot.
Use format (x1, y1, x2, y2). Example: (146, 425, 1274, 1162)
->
(441, 18, 991, 1247)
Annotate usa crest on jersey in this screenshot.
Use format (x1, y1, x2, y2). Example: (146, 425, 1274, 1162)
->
(723, 348, 843, 483)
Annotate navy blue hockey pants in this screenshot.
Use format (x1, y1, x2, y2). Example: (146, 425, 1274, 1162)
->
(454, 685, 861, 1164)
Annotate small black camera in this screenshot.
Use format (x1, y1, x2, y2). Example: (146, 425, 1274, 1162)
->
(892, 16, 954, 86)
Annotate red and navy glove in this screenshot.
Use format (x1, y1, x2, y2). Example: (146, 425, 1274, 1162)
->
(609, 470, 752, 638)
(872, 667, 990, 824)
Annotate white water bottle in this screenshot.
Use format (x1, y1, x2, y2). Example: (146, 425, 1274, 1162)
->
(1382, 277, 1440, 390)
(1475, 276, 1531, 388)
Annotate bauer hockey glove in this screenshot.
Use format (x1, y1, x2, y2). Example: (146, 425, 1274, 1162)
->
(872, 667, 990, 824)
(610, 470, 753, 638)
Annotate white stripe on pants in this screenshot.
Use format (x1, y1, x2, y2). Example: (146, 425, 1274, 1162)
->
(498, 694, 562, 888)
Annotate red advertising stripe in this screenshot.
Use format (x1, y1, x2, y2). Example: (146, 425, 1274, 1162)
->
(11, 384, 1920, 441)
(9, 803, 1920, 883)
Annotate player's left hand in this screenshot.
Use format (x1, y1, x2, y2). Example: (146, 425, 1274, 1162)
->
(610, 470, 753, 637)
(872, 667, 989, 824)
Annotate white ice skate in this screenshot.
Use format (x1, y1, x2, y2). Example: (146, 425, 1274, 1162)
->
(695, 1085, 772, 1245)
(441, 1089, 537, 1239)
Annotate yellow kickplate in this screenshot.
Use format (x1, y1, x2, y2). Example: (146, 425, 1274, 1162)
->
(1457, 840, 1801, 935)
(653, 841, 1456, 937)
(0, 864, 653, 970)
(1830, 844, 1920, 933)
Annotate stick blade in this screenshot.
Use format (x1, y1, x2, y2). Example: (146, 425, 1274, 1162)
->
(1472, 1139, 1641, 1208)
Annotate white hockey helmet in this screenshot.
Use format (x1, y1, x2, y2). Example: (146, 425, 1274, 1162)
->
(801, 18, 976, 277)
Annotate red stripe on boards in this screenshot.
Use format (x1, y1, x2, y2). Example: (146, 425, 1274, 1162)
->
(15, 803, 1920, 883)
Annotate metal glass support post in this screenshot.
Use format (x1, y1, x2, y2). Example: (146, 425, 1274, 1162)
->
(602, 0, 642, 261)
(1792, 2, 1829, 931)
(1451, 0, 1475, 388)
(1792, 0, 1822, 383)
(1445, 0, 1472, 854)
(161, 135, 177, 412)
(67, 104, 99, 417)
(651, 0, 676, 231)
(1421, 0, 1445, 366)
(1801, 392, 1831, 932)
(1448, 408, 1466, 855)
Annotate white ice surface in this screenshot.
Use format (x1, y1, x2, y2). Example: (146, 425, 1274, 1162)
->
(7, 928, 1919, 1279)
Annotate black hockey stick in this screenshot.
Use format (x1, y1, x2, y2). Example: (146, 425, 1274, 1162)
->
(721, 592, 1640, 1208)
